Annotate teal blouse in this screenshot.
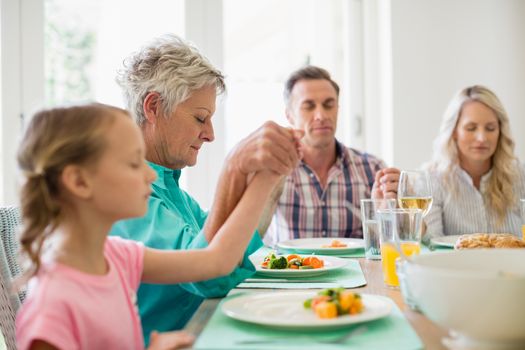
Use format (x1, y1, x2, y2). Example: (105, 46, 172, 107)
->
(110, 162, 263, 345)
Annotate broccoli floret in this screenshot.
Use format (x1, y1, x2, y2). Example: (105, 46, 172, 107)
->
(318, 288, 341, 297)
(269, 256, 288, 269)
(303, 298, 312, 309)
(264, 253, 276, 262)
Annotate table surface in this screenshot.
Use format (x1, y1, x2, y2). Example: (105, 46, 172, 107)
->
(184, 258, 449, 349)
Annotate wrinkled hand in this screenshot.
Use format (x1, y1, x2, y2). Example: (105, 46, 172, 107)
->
(372, 168, 400, 199)
(254, 168, 285, 187)
(147, 330, 195, 350)
(228, 121, 304, 178)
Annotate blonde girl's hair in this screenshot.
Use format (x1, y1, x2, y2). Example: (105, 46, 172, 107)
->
(429, 85, 519, 224)
(17, 103, 129, 279)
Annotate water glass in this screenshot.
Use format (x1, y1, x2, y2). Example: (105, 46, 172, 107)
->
(378, 208, 423, 288)
(360, 198, 396, 260)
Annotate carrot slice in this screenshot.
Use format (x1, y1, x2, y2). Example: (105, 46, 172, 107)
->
(287, 254, 300, 262)
(309, 257, 324, 269)
(311, 295, 331, 309)
(314, 301, 338, 319)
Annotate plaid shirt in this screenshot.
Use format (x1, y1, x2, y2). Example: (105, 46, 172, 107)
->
(264, 141, 385, 246)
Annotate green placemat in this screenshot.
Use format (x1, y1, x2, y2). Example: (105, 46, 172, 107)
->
(428, 245, 454, 251)
(337, 248, 365, 258)
(422, 244, 453, 253)
(194, 295, 423, 350)
(238, 259, 366, 289)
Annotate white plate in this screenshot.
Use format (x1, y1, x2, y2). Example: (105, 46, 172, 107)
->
(430, 235, 461, 248)
(252, 255, 348, 278)
(222, 291, 392, 329)
(277, 238, 364, 255)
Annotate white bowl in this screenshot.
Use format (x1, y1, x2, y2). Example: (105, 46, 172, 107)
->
(403, 249, 525, 347)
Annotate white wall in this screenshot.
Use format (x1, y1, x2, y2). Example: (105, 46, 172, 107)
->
(181, 0, 224, 209)
(388, 0, 525, 170)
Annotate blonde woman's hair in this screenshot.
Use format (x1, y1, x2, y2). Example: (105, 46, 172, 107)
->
(429, 85, 519, 224)
(116, 34, 226, 126)
(17, 103, 128, 278)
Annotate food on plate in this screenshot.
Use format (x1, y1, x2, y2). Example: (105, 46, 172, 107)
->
(454, 233, 525, 249)
(304, 288, 364, 319)
(321, 239, 348, 248)
(261, 252, 324, 270)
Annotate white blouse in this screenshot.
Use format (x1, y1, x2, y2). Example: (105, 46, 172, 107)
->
(424, 164, 525, 240)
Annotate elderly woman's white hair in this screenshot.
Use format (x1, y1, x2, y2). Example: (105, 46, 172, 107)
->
(428, 85, 519, 224)
(116, 34, 225, 126)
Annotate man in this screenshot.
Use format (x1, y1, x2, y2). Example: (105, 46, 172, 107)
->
(265, 66, 399, 246)
(109, 34, 302, 345)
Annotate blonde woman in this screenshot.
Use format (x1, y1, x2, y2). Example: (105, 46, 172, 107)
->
(424, 85, 525, 238)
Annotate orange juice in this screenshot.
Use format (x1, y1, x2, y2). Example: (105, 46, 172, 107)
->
(381, 242, 421, 287)
(522, 225, 525, 240)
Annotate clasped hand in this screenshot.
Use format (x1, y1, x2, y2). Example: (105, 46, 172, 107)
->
(372, 168, 401, 199)
(228, 121, 304, 180)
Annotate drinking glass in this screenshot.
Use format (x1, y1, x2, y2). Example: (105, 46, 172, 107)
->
(360, 198, 397, 260)
(398, 170, 433, 216)
(521, 199, 525, 240)
(396, 259, 420, 311)
(378, 208, 423, 288)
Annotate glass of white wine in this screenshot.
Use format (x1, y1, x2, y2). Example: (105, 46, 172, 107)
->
(397, 170, 433, 216)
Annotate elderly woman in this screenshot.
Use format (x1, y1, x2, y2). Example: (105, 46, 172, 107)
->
(424, 85, 525, 239)
(110, 34, 301, 345)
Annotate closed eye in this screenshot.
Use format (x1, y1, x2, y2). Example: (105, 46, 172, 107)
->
(194, 116, 206, 124)
(301, 102, 315, 110)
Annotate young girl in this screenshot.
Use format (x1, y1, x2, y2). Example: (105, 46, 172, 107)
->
(15, 103, 281, 350)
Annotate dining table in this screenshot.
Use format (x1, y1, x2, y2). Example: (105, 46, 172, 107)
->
(184, 257, 449, 350)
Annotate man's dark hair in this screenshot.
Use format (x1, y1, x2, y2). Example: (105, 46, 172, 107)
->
(284, 65, 340, 105)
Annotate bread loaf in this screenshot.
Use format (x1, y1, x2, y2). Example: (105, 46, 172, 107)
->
(454, 233, 525, 249)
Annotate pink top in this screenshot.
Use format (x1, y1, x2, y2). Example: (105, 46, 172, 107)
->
(16, 237, 145, 350)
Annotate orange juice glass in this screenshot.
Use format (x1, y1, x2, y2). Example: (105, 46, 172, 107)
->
(381, 242, 421, 286)
(378, 208, 423, 288)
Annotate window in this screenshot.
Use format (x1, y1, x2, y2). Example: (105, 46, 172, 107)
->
(44, 0, 185, 107)
(223, 0, 354, 149)
(4, 0, 364, 207)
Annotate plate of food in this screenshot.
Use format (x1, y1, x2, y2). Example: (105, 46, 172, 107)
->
(454, 233, 525, 249)
(429, 235, 462, 248)
(276, 238, 364, 255)
(252, 252, 348, 277)
(222, 288, 392, 329)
